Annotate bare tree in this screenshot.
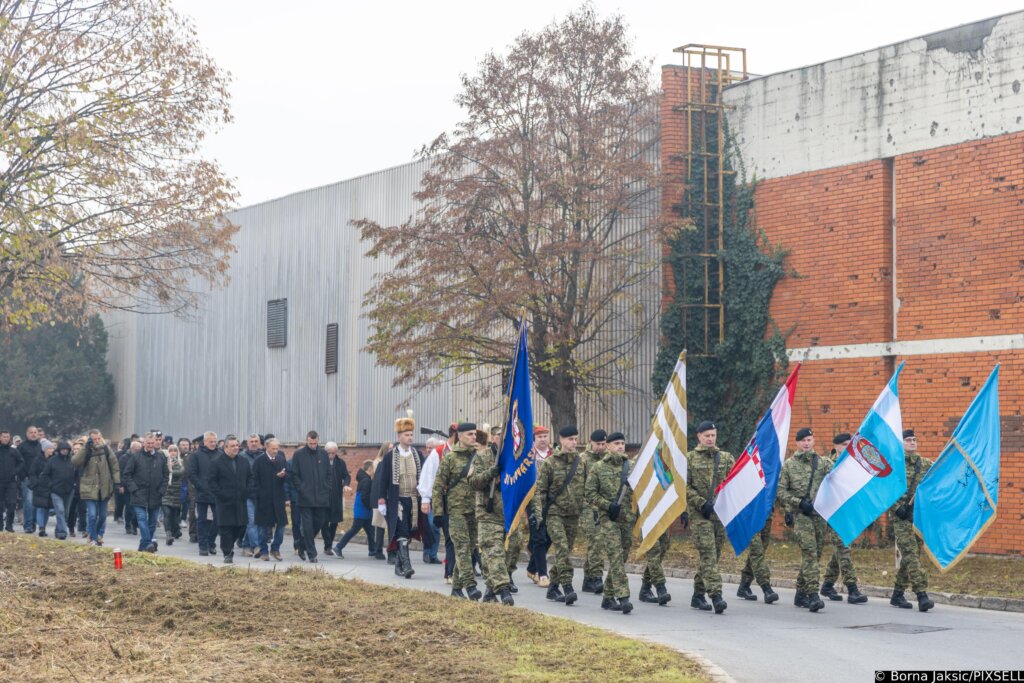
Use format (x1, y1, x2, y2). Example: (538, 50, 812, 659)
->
(356, 6, 671, 428)
(0, 0, 237, 327)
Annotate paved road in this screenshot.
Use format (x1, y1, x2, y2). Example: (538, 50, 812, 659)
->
(96, 528, 1024, 682)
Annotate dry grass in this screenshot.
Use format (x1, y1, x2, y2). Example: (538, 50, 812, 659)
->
(0, 535, 707, 683)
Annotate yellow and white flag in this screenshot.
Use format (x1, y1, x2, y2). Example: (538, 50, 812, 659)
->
(629, 351, 688, 557)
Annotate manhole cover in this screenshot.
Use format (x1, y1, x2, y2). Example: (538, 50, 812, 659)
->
(847, 623, 951, 634)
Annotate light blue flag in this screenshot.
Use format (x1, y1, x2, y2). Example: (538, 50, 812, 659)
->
(915, 365, 1000, 572)
(814, 362, 906, 546)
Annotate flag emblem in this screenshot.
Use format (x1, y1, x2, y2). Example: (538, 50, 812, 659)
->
(847, 433, 892, 478)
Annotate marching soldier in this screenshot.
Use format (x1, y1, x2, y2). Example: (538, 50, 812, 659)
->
(889, 429, 934, 612)
(581, 429, 608, 595)
(686, 421, 734, 614)
(584, 431, 634, 614)
(432, 423, 483, 601)
(778, 428, 829, 613)
(468, 430, 515, 606)
(538, 425, 587, 605)
(639, 531, 672, 605)
(736, 517, 779, 603)
(821, 433, 868, 604)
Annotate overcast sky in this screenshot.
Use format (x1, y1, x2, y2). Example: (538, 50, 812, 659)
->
(171, 0, 1023, 207)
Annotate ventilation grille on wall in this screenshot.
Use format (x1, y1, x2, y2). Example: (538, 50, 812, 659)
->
(325, 323, 339, 374)
(267, 299, 287, 348)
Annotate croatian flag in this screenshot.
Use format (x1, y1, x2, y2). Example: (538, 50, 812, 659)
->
(714, 364, 800, 556)
(815, 362, 907, 546)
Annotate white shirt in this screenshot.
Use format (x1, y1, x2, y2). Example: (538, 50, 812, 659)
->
(418, 443, 449, 503)
(534, 447, 551, 463)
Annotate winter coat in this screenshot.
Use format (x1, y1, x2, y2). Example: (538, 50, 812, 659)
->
(584, 450, 635, 526)
(468, 445, 504, 524)
(371, 445, 426, 542)
(326, 457, 351, 523)
(30, 456, 52, 508)
(43, 446, 77, 497)
(253, 452, 288, 527)
(122, 448, 169, 510)
(537, 448, 589, 519)
(161, 457, 185, 507)
(18, 439, 43, 481)
(290, 445, 331, 509)
(186, 445, 222, 504)
(208, 453, 253, 527)
(0, 443, 23, 486)
(72, 441, 120, 501)
(353, 469, 373, 519)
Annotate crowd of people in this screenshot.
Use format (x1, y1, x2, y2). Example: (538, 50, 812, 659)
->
(0, 415, 935, 615)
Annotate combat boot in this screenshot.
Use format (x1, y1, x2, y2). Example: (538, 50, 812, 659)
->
(601, 596, 618, 610)
(761, 584, 779, 604)
(736, 581, 757, 601)
(806, 592, 825, 612)
(450, 587, 467, 599)
(794, 591, 808, 608)
(618, 597, 634, 615)
(820, 582, 842, 601)
(889, 590, 912, 609)
(639, 581, 658, 603)
(387, 549, 396, 565)
(916, 591, 934, 612)
(711, 593, 728, 614)
(562, 583, 578, 606)
(498, 588, 514, 606)
(655, 583, 672, 606)
(508, 575, 518, 594)
(482, 588, 498, 603)
(582, 576, 601, 593)
(691, 593, 712, 611)
(546, 584, 565, 602)
(846, 583, 868, 604)
(466, 585, 483, 601)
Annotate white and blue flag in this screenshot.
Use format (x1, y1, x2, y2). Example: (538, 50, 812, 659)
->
(814, 362, 907, 546)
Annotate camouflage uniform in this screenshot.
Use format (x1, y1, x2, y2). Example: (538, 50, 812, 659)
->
(891, 450, 932, 593)
(468, 447, 512, 593)
(581, 447, 606, 585)
(778, 450, 833, 595)
(505, 526, 523, 573)
(584, 450, 634, 599)
(642, 532, 671, 585)
(538, 447, 587, 587)
(740, 517, 773, 587)
(686, 445, 735, 597)
(432, 444, 479, 591)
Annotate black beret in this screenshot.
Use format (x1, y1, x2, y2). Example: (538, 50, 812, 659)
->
(902, 429, 916, 439)
(590, 429, 607, 442)
(457, 422, 477, 432)
(696, 420, 716, 434)
(796, 427, 813, 441)
(607, 431, 625, 443)
(558, 425, 579, 438)
(832, 433, 851, 445)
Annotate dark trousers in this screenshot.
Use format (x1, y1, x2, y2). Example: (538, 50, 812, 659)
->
(196, 501, 218, 552)
(66, 490, 84, 532)
(1, 482, 17, 530)
(336, 517, 374, 552)
(526, 521, 550, 577)
(122, 491, 137, 531)
(219, 524, 244, 557)
(374, 527, 386, 556)
(187, 488, 197, 541)
(289, 500, 302, 549)
(320, 521, 338, 550)
(163, 505, 181, 541)
(114, 488, 128, 521)
(298, 506, 327, 560)
(438, 515, 456, 578)
(394, 496, 413, 541)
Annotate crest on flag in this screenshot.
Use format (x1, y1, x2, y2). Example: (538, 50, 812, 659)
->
(847, 433, 893, 478)
(510, 400, 526, 461)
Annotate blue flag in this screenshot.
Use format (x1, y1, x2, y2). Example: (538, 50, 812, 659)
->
(499, 319, 535, 540)
(814, 362, 907, 546)
(915, 365, 1000, 572)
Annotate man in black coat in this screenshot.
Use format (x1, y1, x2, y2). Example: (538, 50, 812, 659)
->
(372, 415, 426, 579)
(290, 430, 331, 563)
(208, 436, 254, 564)
(253, 437, 288, 561)
(17, 426, 43, 533)
(122, 433, 169, 553)
(42, 441, 77, 540)
(321, 442, 351, 556)
(0, 430, 23, 532)
(187, 431, 222, 556)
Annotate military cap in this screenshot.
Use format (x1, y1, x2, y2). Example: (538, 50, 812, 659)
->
(457, 422, 477, 432)
(590, 429, 608, 442)
(696, 420, 716, 434)
(796, 427, 813, 441)
(902, 429, 916, 439)
(534, 425, 550, 435)
(832, 433, 851, 445)
(558, 425, 579, 438)
(607, 431, 625, 443)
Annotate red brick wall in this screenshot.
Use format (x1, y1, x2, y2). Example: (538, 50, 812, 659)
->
(660, 65, 1024, 555)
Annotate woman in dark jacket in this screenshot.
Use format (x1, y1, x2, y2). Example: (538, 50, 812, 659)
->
(42, 441, 77, 540)
(31, 441, 56, 536)
(333, 460, 376, 558)
(320, 444, 351, 556)
(253, 439, 288, 561)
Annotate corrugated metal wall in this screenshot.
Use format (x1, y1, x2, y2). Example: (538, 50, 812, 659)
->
(103, 150, 662, 445)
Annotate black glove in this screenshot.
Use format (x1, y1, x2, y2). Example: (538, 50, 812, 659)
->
(784, 511, 794, 528)
(592, 509, 599, 524)
(894, 503, 912, 521)
(489, 466, 500, 479)
(528, 512, 540, 531)
(679, 512, 689, 530)
(799, 498, 814, 516)
(700, 500, 714, 519)
(608, 503, 621, 521)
